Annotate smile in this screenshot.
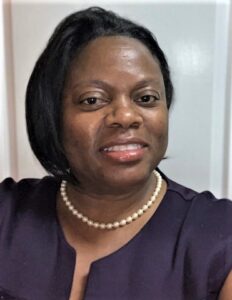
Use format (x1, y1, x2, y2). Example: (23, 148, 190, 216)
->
(100, 143, 148, 163)
(103, 144, 145, 152)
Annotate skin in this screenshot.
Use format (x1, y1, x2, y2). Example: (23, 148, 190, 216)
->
(219, 271, 232, 300)
(62, 36, 168, 195)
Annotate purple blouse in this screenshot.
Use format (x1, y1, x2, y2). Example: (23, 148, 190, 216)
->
(0, 172, 232, 300)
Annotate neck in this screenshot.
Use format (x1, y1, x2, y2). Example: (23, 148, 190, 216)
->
(62, 171, 159, 224)
(57, 172, 167, 250)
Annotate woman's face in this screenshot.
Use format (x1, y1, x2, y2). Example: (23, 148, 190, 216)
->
(62, 36, 168, 191)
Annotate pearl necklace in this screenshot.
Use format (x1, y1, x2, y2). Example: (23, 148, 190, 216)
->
(60, 170, 162, 230)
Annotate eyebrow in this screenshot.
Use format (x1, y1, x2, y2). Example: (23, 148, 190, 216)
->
(73, 78, 161, 90)
(74, 80, 111, 89)
(133, 79, 161, 89)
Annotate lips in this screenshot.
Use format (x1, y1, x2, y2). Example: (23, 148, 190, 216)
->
(99, 139, 148, 162)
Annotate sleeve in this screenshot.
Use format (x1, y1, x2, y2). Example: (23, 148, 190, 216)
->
(201, 192, 232, 295)
(222, 234, 232, 286)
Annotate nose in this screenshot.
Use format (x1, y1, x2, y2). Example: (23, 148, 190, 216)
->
(105, 97, 143, 129)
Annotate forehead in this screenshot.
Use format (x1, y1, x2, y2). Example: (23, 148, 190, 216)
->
(67, 36, 163, 87)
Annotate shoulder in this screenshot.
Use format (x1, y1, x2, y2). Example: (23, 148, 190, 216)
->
(162, 170, 232, 231)
(169, 176, 232, 241)
(162, 171, 232, 293)
(0, 176, 59, 226)
(0, 176, 56, 193)
(0, 176, 59, 204)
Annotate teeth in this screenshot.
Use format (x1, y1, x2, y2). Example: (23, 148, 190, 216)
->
(104, 144, 143, 152)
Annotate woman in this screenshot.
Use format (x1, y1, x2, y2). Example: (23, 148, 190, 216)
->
(0, 7, 232, 300)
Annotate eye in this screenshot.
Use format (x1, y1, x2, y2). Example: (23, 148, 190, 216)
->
(81, 97, 98, 105)
(78, 96, 109, 111)
(135, 94, 160, 106)
(140, 95, 157, 102)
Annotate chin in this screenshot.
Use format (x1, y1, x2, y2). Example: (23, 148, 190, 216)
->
(102, 165, 154, 187)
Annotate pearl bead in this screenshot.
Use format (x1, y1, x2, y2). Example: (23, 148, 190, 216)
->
(138, 209, 143, 216)
(113, 222, 120, 228)
(100, 224, 106, 229)
(77, 213, 82, 219)
(126, 216, 133, 223)
(82, 217, 88, 222)
(147, 201, 152, 207)
(120, 219, 127, 226)
(93, 222, 99, 228)
(132, 213, 138, 220)
(106, 224, 113, 229)
(142, 204, 148, 211)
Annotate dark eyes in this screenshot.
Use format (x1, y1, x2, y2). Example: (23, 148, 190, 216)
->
(79, 93, 160, 110)
(80, 97, 108, 107)
(81, 97, 99, 105)
(135, 95, 160, 104)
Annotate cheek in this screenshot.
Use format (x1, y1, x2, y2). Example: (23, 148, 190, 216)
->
(149, 110, 168, 141)
(62, 114, 99, 153)
(158, 119, 168, 140)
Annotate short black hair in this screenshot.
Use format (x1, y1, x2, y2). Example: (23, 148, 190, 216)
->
(26, 6, 174, 181)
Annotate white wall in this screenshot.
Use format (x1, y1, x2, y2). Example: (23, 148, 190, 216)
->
(0, 2, 17, 179)
(227, 1, 232, 198)
(0, 3, 10, 179)
(2, 0, 232, 198)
